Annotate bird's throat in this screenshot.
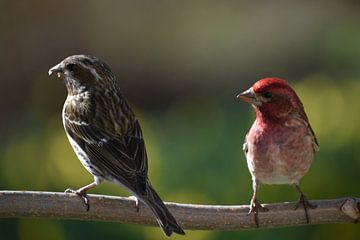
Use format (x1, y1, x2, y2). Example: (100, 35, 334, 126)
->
(65, 78, 88, 96)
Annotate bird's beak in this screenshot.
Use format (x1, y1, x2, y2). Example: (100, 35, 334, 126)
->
(48, 63, 63, 78)
(236, 87, 261, 106)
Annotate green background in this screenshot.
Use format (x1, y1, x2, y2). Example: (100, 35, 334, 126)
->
(0, 1, 359, 239)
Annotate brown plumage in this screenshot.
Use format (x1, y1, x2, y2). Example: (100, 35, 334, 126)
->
(49, 55, 185, 236)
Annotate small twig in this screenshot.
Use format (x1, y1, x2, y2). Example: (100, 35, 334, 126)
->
(0, 191, 358, 230)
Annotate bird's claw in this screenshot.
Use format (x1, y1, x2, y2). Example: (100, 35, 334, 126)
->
(64, 188, 76, 194)
(64, 188, 90, 211)
(248, 198, 268, 228)
(294, 193, 317, 223)
(127, 196, 140, 212)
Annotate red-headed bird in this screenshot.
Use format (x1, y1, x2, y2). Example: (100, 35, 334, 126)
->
(237, 77, 319, 227)
(49, 55, 185, 236)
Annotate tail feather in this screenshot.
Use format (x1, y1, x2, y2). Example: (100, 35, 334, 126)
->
(143, 185, 185, 236)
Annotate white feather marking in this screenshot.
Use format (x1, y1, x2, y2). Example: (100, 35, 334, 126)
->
(64, 116, 89, 126)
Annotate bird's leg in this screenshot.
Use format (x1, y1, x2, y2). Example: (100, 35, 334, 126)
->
(127, 196, 140, 212)
(248, 179, 268, 228)
(294, 184, 317, 223)
(65, 182, 97, 211)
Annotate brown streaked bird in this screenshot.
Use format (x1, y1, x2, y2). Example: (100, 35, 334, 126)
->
(237, 77, 319, 227)
(48, 55, 185, 236)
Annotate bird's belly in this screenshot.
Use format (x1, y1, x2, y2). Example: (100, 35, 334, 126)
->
(66, 134, 103, 180)
(247, 134, 314, 185)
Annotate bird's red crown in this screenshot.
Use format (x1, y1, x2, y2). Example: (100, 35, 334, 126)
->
(252, 77, 291, 94)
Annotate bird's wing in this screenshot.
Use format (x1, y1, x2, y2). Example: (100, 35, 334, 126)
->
(307, 123, 319, 151)
(292, 111, 319, 152)
(64, 117, 149, 195)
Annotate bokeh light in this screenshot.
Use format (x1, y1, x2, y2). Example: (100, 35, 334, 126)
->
(1, 1, 359, 239)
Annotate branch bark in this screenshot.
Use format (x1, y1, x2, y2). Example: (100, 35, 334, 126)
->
(0, 191, 358, 230)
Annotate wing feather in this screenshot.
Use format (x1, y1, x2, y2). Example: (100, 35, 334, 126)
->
(64, 114, 148, 195)
(291, 111, 319, 152)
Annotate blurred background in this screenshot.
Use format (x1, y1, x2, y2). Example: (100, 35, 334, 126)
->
(1, 0, 360, 239)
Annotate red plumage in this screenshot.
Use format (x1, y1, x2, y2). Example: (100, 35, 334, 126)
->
(237, 77, 318, 227)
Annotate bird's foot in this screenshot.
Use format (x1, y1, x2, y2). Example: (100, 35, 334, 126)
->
(65, 188, 90, 211)
(127, 196, 139, 212)
(248, 198, 268, 228)
(294, 193, 317, 223)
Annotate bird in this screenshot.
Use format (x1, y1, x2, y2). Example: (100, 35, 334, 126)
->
(48, 54, 185, 236)
(237, 77, 319, 227)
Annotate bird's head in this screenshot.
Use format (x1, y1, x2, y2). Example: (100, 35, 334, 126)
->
(237, 77, 304, 120)
(49, 55, 116, 95)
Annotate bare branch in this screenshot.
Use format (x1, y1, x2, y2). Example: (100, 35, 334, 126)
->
(0, 191, 358, 230)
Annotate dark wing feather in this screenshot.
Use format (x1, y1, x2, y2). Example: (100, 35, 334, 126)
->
(307, 123, 319, 151)
(65, 118, 149, 195)
(292, 110, 319, 152)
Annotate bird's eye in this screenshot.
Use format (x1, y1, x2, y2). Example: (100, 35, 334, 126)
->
(67, 63, 76, 72)
(264, 92, 272, 98)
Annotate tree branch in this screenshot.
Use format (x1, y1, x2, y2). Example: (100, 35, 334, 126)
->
(0, 191, 358, 230)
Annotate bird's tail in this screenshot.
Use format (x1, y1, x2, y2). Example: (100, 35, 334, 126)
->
(142, 185, 185, 236)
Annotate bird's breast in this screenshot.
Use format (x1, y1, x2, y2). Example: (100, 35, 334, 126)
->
(245, 119, 314, 185)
